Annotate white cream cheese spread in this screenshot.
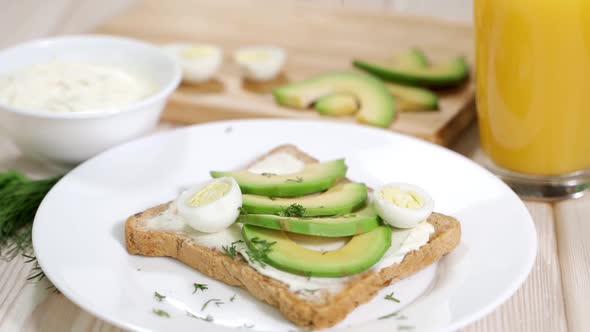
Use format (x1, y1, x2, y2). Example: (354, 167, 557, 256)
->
(148, 204, 434, 294)
(248, 152, 305, 175)
(0, 61, 153, 112)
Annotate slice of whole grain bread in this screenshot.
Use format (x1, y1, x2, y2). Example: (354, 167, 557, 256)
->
(125, 144, 461, 329)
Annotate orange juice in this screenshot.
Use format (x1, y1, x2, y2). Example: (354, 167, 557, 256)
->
(475, 0, 590, 176)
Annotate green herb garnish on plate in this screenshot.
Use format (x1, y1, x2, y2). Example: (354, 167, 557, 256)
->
(384, 292, 400, 303)
(152, 308, 170, 317)
(193, 283, 208, 293)
(154, 291, 166, 302)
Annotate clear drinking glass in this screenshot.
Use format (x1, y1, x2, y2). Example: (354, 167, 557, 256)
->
(474, 0, 590, 199)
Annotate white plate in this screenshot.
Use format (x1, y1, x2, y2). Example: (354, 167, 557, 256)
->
(33, 119, 537, 332)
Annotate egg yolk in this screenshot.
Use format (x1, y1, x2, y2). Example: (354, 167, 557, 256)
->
(181, 47, 215, 60)
(187, 181, 230, 207)
(381, 187, 423, 209)
(237, 51, 270, 63)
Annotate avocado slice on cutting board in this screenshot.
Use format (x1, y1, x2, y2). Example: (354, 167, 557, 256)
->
(387, 48, 429, 68)
(315, 93, 358, 116)
(242, 182, 367, 217)
(238, 202, 379, 237)
(272, 71, 395, 128)
(313, 83, 438, 114)
(387, 83, 438, 111)
(242, 224, 392, 277)
(353, 56, 469, 87)
(211, 159, 347, 197)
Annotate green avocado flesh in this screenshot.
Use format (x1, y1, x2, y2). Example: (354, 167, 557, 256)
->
(272, 71, 395, 128)
(242, 183, 367, 217)
(238, 203, 379, 237)
(353, 56, 469, 87)
(315, 93, 358, 116)
(211, 159, 346, 197)
(242, 224, 392, 277)
(387, 83, 438, 111)
(388, 48, 429, 68)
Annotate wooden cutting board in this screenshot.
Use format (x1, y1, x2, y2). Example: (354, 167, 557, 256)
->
(96, 0, 475, 146)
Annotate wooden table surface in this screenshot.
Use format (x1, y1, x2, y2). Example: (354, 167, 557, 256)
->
(0, 1, 588, 332)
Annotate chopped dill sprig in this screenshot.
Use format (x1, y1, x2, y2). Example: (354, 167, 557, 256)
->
(201, 298, 224, 311)
(384, 292, 400, 303)
(186, 311, 213, 321)
(285, 176, 303, 183)
(245, 237, 276, 267)
(152, 308, 170, 317)
(222, 240, 244, 258)
(378, 311, 399, 320)
(278, 203, 305, 217)
(154, 291, 166, 301)
(193, 283, 208, 294)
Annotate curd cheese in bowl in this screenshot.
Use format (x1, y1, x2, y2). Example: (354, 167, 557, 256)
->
(0, 61, 154, 113)
(176, 177, 242, 233)
(234, 46, 286, 81)
(164, 43, 223, 83)
(0, 35, 181, 166)
(373, 182, 434, 228)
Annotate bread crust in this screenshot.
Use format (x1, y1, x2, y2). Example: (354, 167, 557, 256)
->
(125, 144, 461, 329)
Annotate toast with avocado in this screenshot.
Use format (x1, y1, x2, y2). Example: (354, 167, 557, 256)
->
(125, 144, 461, 329)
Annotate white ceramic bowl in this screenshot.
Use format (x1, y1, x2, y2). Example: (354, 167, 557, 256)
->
(0, 35, 181, 166)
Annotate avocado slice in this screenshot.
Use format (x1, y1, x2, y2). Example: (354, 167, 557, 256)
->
(238, 203, 379, 237)
(242, 183, 367, 216)
(242, 224, 391, 277)
(387, 83, 438, 111)
(353, 56, 469, 87)
(273, 71, 395, 127)
(211, 159, 346, 197)
(315, 93, 358, 116)
(388, 48, 429, 68)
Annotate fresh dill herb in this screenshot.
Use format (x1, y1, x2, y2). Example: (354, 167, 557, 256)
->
(201, 298, 224, 311)
(378, 311, 399, 320)
(154, 291, 166, 301)
(260, 172, 276, 177)
(193, 283, 208, 293)
(238, 207, 248, 215)
(384, 292, 400, 303)
(186, 311, 213, 322)
(23, 254, 58, 293)
(152, 308, 170, 317)
(285, 176, 303, 183)
(398, 325, 415, 331)
(278, 203, 305, 217)
(245, 237, 276, 267)
(0, 171, 62, 259)
(230, 294, 236, 302)
(222, 240, 244, 258)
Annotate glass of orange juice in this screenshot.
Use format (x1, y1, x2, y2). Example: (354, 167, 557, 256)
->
(474, 0, 590, 199)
